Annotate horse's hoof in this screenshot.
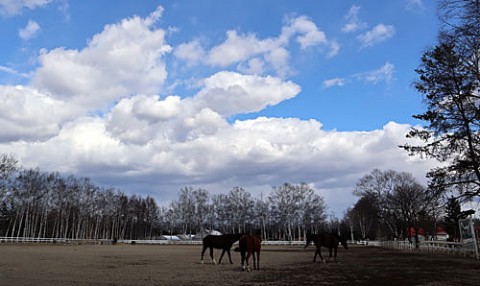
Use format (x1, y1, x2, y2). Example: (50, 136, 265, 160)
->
(213, 259, 217, 265)
(201, 260, 204, 264)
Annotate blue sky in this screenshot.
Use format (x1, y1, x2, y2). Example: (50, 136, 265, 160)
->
(0, 0, 440, 216)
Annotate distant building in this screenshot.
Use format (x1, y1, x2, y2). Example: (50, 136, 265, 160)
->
(435, 226, 449, 241)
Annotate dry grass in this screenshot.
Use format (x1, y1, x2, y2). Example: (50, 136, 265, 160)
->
(0, 244, 479, 285)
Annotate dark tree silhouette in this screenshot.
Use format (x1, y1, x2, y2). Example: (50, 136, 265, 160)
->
(443, 196, 462, 240)
(401, 0, 480, 200)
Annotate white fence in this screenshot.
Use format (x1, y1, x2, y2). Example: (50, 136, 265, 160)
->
(380, 240, 479, 258)
(120, 239, 306, 246)
(0, 237, 115, 245)
(0, 237, 306, 246)
(2, 236, 476, 258)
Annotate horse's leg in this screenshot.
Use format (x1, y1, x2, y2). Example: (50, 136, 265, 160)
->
(241, 251, 246, 271)
(333, 246, 338, 263)
(209, 247, 217, 265)
(201, 245, 207, 264)
(318, 247, 325, 263)
(218, 249, 226, 264)
(252, 252, 256, 270)
(327, 247, 333, 263)
(245, 251, 252, 271)
(256, 251, 260, 270)
(313, 248, 318, 262)
(226, 249, 233, 264)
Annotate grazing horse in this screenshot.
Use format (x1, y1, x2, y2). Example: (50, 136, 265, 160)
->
(304, 233, 348, 263)
(201, 234, 242, 265)
(234, 234, 262, 271)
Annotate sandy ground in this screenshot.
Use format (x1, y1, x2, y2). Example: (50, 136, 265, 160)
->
(0, 243, 479, 286)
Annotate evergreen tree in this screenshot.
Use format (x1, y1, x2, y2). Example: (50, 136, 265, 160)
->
(401, 0, 480, 199)
(443, 196, 462, 240)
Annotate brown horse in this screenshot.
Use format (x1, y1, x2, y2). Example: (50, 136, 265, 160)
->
(201, 234, 242, 265)
(234, 234, 262, 271)
(304, 233, 348, 263)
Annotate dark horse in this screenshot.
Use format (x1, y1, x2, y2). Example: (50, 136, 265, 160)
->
(234, 234, 262, 271)
(201, 234, 242, 265)
(304, 233, 348, 263)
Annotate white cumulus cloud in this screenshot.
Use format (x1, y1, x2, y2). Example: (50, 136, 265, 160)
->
(175, 15, 336, 77)
(0, 85, 74, 142)
(19, 20, 40, 40)
(355, 62, 395, 84)
(32, 6, 171, 111)
(0, 0, 51, 15)
(193, 71, 301, 117)
(174, 40, 206, 66)
(286, 16, 328, 48)
(105, 71, 300, 144)
(342, 5, 368, 33)
(357, 24, 395, 48)
(323, 78, 345, 88)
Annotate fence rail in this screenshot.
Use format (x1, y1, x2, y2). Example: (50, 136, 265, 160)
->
(380, 240, 479, 258)
(2, 236, 476, 258)
(120, 239, 306, 246)
(0, 237, 114, 245)
(0, 237, 306, 246)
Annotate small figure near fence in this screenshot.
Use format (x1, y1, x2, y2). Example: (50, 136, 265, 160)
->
(201, 234, 242, 265)
(234, 234, 262, 271)
(304, 233, 348, 263)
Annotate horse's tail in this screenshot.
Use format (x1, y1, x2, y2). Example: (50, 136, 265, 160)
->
(233, 247, 240, 252)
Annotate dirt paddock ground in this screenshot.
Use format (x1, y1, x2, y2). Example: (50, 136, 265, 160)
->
(0, 243, 479, 286)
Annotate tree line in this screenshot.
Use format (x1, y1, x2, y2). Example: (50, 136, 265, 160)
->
(344, 169, 462, 243)
(1, 151, 473, 243)
(0, 154, 159, 240)
(0, 153, 328, 241)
